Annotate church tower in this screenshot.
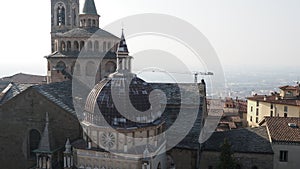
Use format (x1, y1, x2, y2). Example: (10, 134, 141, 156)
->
(46, 0, 119, 84)
(79, 0, 100, 28)
(51, 0, 80, 52)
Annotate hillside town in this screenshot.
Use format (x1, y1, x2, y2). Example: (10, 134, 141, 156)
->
(0, 0, 299, 169)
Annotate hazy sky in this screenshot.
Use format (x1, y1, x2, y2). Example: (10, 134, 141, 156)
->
(0, 0, 300, 77)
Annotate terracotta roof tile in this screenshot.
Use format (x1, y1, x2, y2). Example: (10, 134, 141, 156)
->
(279, 85, 299, 90)
(247, 95, 300, 106)
(265, 117, 300, 143)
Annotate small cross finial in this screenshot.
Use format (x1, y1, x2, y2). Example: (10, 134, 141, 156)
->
(121, 22, 124, 31)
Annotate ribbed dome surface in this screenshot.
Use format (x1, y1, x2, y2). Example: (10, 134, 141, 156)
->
(84, 76, 162, 128)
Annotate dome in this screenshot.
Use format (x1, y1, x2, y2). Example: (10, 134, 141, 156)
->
(84, 76, 163, 128)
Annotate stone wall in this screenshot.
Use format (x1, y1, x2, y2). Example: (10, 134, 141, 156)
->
(0, 88, 81, 168)
(200, 151, 273, 169)
(168, 148, 198, 169)
(272, 143, 300, 169)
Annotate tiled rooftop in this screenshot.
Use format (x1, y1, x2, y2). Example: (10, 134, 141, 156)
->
(58, 27, 119, 39)
(264, 117, 300, 144)
(33, 81, 79, 116)
(0, 83, 34, 105)
(202, 127, 273, 154)
(46, 49, 117, 59)
(279, 85, 299, 90)
(0, 73, 46, 84)
(82, 0, 98, 15)
(247, 94, 300, 106)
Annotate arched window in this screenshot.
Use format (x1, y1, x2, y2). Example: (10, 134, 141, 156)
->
(86, 61, 96, 76)
(236, 164, 241, 169)
(80, 19, 84, 27)
(94, 41, 99, 51)
(72, 6, 77, 26)
(252, 166, 258, 169)
(80, 41, 85, 50)
(47, 61, 51, 71)
(103, 42, 107, 52)
(87, 41, 93, 51)
(105, 61, 116, 73)
(92, 20, 96, 26)
(157, 162, 161, 169)
(74, 41, 79, 51)
(61, 41, 66, 52)
(56, 61, 66, 71)
(29, 129, 41, 158)
(57, 4, 66, 26)
(67, 41, 71, 52)
(88, 19, 92, 27)
(54, 40, 58, 51)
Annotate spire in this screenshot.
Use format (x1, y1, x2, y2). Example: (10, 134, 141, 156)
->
(118, 29, 129, 55)
(143, 145, 150, 158)
(82, 0, 98, 15)
(35, 112, 56, 153)
(64, 138, 72, 153)
(115, 29, 133, 73)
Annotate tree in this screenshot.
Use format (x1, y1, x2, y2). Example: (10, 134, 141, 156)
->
(217, 138, 236, 169)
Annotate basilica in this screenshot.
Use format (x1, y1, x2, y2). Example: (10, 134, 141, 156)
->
(0, 0, 207, 169)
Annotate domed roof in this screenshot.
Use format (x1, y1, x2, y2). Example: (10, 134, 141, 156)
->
(84, 76, 163, 128)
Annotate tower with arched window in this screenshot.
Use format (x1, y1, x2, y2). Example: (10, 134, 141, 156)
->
(47, 0, 119, 84)
(51, 0, 80, 31)
(79, 0, 100, 28)
(51, 0, 80, 52)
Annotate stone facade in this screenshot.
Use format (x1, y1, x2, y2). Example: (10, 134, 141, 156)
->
(47, 0, 119, 84)
(168, 148, 198, 169)
(0, 88, 81, 168)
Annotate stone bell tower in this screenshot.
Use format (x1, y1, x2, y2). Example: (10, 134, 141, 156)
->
(50, 0, 80, 52)
(79, 0, 100, 28)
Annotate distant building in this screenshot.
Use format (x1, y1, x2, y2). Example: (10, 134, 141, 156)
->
(214, 97, 247, 131)
(259, 117, 300, 169)
(247, 85, 300, 127)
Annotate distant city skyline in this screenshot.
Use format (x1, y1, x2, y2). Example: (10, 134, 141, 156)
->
(1, 0, 300, 78)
